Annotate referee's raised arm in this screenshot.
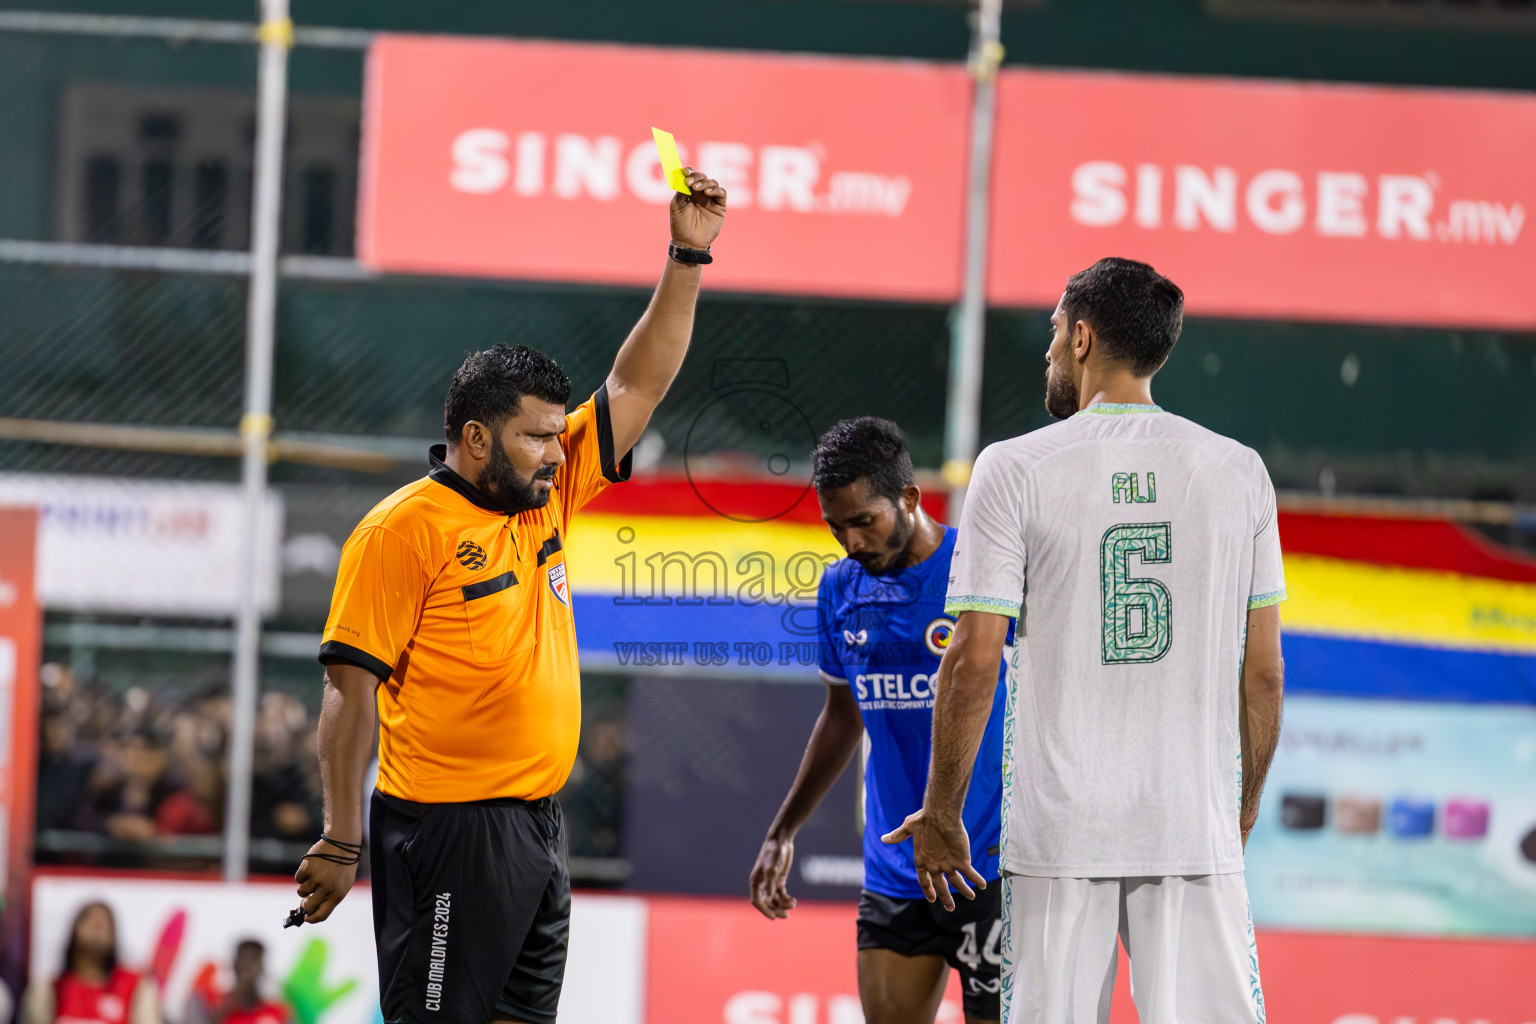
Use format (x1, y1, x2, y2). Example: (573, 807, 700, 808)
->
(604, 166, 727, 458)
(293, 166, 726, 1024)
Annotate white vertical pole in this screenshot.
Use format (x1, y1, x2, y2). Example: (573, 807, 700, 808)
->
(224, 0, 291, 882)
(942, 0, 1003, 524)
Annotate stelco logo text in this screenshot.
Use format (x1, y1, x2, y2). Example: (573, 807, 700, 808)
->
(1070, 161, 1525, 246)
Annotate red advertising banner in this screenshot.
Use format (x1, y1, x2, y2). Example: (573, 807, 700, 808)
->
(644, 896, 1536, 1024)
(1109, 932, 1536, 1023)
(645, 897, 967, 1024)
(989, 70, 1536, 329)
(358, 36, 971, 301)
(1256, 930, 1536, 1024)
(0, 508, 39, 942)
(359, 38, 1535, 328)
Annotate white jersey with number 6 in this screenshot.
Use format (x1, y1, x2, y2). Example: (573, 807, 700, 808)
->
(946, 403, 1286, 878)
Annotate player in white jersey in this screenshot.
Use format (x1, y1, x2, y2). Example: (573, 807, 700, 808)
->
(883, 258, 1286, 1024)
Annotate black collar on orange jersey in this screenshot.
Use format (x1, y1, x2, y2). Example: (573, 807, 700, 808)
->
(427, 444, 508, 515)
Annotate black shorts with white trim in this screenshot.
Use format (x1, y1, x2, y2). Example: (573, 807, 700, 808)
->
(371, 789, 570, 1024)
(857, 882, 1003, 1020)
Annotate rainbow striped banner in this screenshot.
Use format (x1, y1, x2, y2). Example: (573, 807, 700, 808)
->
(567, 476, 1536, 699)
(566, 476, 893, 676)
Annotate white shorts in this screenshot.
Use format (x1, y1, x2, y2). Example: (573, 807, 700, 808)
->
(1000, 872, 1264, 1024)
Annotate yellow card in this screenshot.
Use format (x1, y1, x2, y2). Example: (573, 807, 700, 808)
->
(651, 127, 689, 194)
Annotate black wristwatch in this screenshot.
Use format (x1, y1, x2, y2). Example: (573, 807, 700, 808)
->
(669, 242, 713, 265)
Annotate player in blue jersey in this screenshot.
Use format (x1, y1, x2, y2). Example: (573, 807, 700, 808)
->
(750, 417, 1009, 1024)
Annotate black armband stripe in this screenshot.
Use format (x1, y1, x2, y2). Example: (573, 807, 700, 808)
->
(318, 640, 395, 683)
(593, 385, 634, 485)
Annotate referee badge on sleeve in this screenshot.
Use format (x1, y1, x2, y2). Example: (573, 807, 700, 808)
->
(548, 561, 571, 607)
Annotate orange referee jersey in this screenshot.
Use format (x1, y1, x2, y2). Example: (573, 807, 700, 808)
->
(318, 386, 631, 803)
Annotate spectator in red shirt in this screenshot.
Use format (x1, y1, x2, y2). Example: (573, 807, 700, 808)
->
(184, 941, 288, 1024)
(21, 901, 160, 1024)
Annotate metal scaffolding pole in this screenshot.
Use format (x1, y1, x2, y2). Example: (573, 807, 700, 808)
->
(224, 0, 292, 882)
(942, 0, 1003, 523)
(0, 9, 371, 48)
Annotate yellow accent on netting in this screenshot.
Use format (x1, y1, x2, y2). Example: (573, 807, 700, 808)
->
(258, 17, 294, 48)
(940, 460, 972, 488)
(239, 413, 274, 439)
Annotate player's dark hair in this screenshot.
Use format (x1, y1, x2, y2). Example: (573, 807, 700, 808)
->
(63, 901, 117, 978)
(1061, 257, 1184, 377)
(812, 417, 914, 505)
(236, 939, 264, 959)
(443, 344, 572, 446)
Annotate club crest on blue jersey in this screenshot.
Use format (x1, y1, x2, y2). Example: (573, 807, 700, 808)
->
(548, 561, 570, 606)
(925, 617, 955, 657)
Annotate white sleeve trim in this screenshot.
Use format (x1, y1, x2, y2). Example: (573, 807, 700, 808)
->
(1248, 588, 1287, 610)
(946, 595, 1022, 618)
(820, 669, 849, 686)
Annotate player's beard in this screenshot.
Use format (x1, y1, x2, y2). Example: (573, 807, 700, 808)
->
(855, 506, 916, 576)
(479, 440, 555, 515)
(1044, 360, 1079, 421)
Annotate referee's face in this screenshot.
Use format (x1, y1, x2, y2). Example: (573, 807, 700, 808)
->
(480, 398, 567, 514)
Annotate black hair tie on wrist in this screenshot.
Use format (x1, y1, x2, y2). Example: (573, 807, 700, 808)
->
(300, 833, 363, 866)
(286, 834, 365, 928)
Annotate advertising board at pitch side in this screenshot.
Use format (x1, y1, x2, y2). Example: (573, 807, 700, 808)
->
(360, 37, 1536, 329)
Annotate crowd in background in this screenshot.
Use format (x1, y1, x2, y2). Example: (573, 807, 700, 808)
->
(35, 662, 628, 867)
(36, 664, 323, 856)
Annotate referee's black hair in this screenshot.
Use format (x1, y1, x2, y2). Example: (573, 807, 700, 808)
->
(1061, 257, 1185, 377)
(444, 344, 573, 445)
(812, 417, 914, 505)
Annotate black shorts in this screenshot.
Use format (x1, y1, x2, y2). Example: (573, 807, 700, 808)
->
(856, 883, 1003, 1021)
(370, 789, 570, 1024)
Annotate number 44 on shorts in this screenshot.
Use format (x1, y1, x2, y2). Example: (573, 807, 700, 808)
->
(956, 919, 1003, 975)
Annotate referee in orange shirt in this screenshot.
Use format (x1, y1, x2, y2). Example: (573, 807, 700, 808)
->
(293, 168, 726, 1024)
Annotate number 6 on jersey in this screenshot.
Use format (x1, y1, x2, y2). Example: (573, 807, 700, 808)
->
(1100, 523, 1172, 664)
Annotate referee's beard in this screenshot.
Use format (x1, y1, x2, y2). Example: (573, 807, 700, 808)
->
(480, 439, 557, 516)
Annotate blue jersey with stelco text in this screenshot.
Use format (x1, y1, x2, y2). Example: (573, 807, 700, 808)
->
(817, 526, 1010, 899)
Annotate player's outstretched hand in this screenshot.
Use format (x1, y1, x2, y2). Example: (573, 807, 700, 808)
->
(749, 834, 798, 920)
(670, 167, 727, 251)
(882, 807, 986, 912)
(293, 837, 359, 924)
